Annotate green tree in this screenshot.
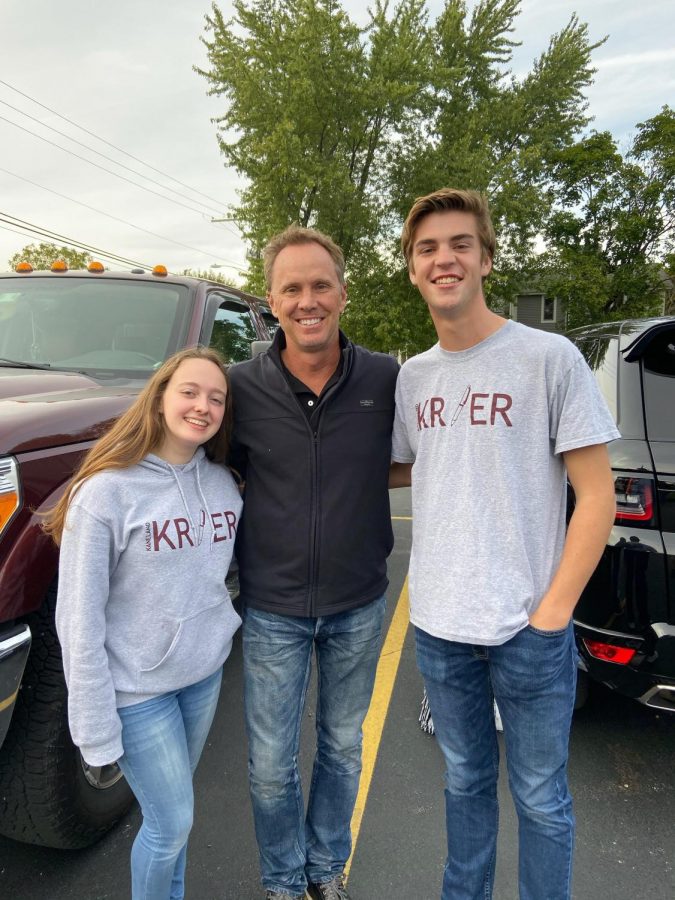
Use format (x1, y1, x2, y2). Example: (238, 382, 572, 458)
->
(180, 267, 240, 288)
(530, 107, 675, 328)
(8, 242, 91, 271)
(198, 0, 431, 295)
(198, 0, 601, 352)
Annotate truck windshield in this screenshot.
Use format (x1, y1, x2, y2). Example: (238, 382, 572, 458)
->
(0, 277, 190, 373)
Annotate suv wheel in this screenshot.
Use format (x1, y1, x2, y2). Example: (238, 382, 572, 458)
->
(0, 581, 134, 848)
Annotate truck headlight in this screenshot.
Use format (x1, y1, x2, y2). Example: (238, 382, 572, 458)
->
(0, 457, 21, 538)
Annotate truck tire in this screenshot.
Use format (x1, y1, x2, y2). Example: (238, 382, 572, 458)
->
(0, 581, 134, 848)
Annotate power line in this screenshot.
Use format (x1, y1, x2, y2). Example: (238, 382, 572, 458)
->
(0, 114, 228, 222)
(0, 97, 228, 219)
(0, 166, 244, 270)
(0, 212, 156, 270)
(0, 78, 233, 215)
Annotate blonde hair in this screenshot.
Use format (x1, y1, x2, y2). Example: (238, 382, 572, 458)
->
(401, 188, 496, 268)
(263, 224, 345, 290)
(44, 347, 231, 545)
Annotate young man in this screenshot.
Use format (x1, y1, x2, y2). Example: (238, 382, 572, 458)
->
(229, 225, 398, 900)
(390, 189, 619, 900)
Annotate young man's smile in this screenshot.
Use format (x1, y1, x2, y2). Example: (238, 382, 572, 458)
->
(410, 210, 491, 318)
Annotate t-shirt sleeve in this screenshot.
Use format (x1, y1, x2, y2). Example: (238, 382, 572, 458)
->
(392, 372, 416, 463)
(551, 355, 621, 455)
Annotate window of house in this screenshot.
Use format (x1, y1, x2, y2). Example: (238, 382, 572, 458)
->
(541, 296, 556, 323)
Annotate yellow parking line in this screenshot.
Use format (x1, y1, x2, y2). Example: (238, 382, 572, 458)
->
(0, 689, 18, 713)
(345, 577, 410, 878)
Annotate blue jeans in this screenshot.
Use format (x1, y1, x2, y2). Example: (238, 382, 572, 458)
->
(243, 597, 386, 896)
(116, 669, 222, 900)
(416, 623, 577, 900)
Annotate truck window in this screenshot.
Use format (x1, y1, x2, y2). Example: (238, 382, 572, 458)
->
(261, 310, 279, 338)
(210, 299, 259, 363)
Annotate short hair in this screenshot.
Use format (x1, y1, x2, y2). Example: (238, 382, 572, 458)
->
(263, 224, 345, 290)
(401, 188, 496, 267)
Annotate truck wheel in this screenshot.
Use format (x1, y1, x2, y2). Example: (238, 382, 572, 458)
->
(0, 581, 134, 848)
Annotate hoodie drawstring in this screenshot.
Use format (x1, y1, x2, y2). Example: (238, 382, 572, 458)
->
(168, 463, 215, 551)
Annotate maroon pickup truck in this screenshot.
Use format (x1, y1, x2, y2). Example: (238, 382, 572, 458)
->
(0, 264, 274, 848)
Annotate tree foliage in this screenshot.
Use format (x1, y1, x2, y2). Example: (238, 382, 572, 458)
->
(8, 242, 91, 272)
(198, 1, 671, 352)
(529, 107, 675, 328)
(198, 0, 431, 296)
(180, 267, 239, 287)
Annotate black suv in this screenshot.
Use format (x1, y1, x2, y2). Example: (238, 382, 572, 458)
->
(568, 317, 675, 712)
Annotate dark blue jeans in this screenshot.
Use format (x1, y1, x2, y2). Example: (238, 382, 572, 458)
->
(243, 598, 386, 897)
(416, 623, 577, 900)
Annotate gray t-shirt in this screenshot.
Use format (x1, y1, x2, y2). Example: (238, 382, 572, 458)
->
(392, 320, 619, 645)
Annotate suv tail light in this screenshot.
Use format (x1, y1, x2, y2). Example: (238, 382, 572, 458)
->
(583, 638, 637, 665)
(614, 476, 654, 525)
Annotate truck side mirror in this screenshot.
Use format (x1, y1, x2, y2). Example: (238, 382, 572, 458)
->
(251, 340, 272, 358)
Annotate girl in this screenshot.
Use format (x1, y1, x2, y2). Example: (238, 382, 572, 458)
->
(46, 347, 242, 900)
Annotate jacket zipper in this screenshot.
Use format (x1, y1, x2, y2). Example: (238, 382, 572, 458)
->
(307, 424, 321, 616)
(305, 363, 349, 616)
(268, 339, 351, 617)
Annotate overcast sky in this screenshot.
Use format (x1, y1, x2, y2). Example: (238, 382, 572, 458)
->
(1, 0, 673, 279)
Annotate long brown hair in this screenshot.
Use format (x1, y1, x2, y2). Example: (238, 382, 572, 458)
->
(44, 346, 232, 545)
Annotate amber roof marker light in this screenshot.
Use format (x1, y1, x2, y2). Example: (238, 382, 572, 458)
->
(152, 265, 168, 277)
(15, 261, 33, 273)
(50, 260, 68, 272)
(87, 261, 105, 273)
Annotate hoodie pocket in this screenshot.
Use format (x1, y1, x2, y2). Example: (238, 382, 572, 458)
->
(137, 599, 242, 692)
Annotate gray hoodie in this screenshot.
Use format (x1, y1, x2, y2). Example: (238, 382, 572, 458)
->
(56, 448, 243, 766)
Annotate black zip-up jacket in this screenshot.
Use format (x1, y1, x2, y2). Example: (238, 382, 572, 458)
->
(229, 330, 398, 617)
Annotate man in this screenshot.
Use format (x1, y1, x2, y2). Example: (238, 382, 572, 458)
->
(229, 225, 398, 900)
(390, 188, 619, 900)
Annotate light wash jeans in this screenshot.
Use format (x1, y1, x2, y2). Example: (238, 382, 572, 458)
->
(116, 668, 222, 900)
(243, 597, 386, 897)
(416, 622, 577, 900)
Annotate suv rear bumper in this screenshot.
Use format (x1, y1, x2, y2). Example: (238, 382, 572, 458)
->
(574, 620, 675, 712)
(0, 623, 31, 746)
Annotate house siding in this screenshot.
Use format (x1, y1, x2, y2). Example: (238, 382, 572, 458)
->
(512, 294, 563, 333)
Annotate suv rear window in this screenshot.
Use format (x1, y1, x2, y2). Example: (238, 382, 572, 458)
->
(642, 328, 675, 440)
(573, 335, 619, 422)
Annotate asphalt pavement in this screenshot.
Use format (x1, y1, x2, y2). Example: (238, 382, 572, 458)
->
(1, 488, 674, 899)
